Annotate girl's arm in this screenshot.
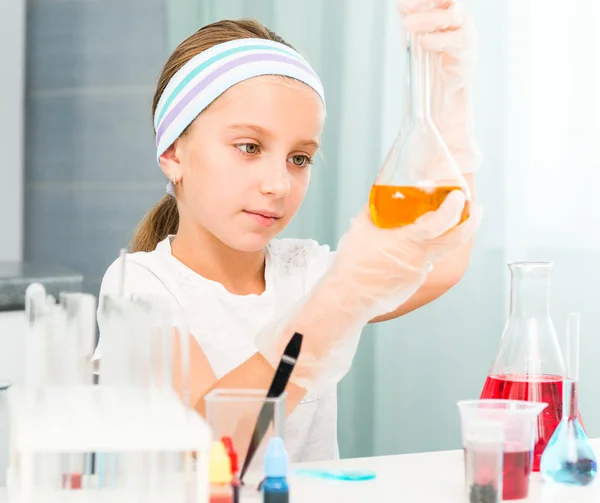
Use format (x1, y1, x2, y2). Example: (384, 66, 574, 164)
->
(179, 333, 307, 418)
(369, 174, 475, 323)
(179, 335, 306, 459)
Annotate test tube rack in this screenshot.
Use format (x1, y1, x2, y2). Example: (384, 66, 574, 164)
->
(5, 284, 211, 503)
(7, 385, 210, 503)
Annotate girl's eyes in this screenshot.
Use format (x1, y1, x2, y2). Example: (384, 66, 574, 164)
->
(289, 154, 313, 167)
(236, 143, 260, 155)
(235, 144, 313, 167)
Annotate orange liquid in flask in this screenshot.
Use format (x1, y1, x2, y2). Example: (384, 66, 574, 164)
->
(369, 185, 470, 228)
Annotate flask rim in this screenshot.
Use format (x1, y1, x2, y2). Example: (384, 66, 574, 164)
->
(457, 399, 548, 416)
(509, 261, 554, 270)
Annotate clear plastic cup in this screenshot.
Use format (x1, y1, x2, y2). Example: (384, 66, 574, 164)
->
(457, 399, 547, 501)
(205, 389, 286, 490)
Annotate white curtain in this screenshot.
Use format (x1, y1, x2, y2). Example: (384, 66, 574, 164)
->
(505, 0, 600, 254)
(502, 0, 600, 436)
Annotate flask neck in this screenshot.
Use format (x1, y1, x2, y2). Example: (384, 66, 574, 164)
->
(407, 33, 431, 122)
(509, 264, 552, 317)
(564, 380, 579, 420)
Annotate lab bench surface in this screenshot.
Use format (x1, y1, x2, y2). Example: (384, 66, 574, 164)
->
(1, 439, 599, 502)
(288, 440, 600, 502)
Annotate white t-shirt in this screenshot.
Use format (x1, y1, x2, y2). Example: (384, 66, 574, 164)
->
(97, 235, 339, 462)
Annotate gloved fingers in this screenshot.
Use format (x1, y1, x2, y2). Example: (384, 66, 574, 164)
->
(421, 25, 476, 56)
(428, 201, 483, 252)
(403, 4, 466, 34)
(447, 141, 484, 175)
(397, 0, 454, 16)
(450, 201, 483, 240)
(408, 189, 466, 239)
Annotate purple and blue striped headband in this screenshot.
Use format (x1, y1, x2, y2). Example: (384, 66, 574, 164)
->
(154, 38, 326, 166)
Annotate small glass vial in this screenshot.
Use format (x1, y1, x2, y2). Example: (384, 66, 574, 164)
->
(262, 437, 289, 503)
(464, 420, 503, 503)
(209, 442, 233, 503)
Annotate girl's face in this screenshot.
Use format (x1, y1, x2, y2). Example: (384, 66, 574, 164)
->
(161, 76, 325, 252)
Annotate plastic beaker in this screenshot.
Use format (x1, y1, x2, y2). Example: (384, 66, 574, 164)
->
(479, 262, 584, 472)
(204, 389, 286, 490)
(369, 29, 470, 228)
(458, 399, 547, 501)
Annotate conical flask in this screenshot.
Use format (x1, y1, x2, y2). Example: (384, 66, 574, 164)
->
(369, 31, 471, 229)
(541, 313, 597, 485)
(480, 262, 584, 473)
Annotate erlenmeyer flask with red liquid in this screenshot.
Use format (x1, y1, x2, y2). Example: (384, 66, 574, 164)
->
(480, 262, 585, 472)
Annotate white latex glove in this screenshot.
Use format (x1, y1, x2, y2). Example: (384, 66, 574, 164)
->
(256, 191, 482, 390)
(399, 0, 482, 173)
(327, 190, 480, 317)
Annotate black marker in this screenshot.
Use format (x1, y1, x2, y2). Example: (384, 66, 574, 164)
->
(239, 332, 303, 483)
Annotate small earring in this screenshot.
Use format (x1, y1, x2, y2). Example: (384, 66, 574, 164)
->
(172, 174, 179, 186)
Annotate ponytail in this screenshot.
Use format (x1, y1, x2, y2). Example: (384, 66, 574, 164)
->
(130, 195, 179, 252)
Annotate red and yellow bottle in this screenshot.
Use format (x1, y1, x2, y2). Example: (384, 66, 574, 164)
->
(209, 441, 233, 503)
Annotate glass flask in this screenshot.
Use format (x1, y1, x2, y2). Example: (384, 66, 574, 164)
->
(480, 262, 584, 472)
(369, 31, 471, 228)
(541, 313, 597, 485)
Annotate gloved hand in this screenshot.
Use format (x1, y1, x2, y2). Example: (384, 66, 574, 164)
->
(399, 0, 482, 173)
(256, 190, 482, 390)
(323, 190, 479, 318)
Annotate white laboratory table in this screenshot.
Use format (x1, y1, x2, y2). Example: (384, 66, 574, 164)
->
(1, 440, 599, 502)
(289, 440, 600, 502)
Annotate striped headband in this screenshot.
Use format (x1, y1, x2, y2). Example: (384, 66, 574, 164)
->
(154, 38, 326, 164)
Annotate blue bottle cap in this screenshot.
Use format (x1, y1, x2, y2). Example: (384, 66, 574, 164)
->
(265, 437, 289, 478)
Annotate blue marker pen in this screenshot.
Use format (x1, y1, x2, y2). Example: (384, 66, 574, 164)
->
(262, 437, 289, 503)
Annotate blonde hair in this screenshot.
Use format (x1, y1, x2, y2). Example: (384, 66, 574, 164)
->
(130, 19, 295, 252)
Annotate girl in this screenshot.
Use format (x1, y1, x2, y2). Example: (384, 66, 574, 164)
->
(98, 0, 482, 462)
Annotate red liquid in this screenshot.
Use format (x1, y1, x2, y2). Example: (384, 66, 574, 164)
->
(464, 448, 532, 500)
(503, 451, 532, 500)
(480, 374, 584, 472)
(61, 473, 82, 490)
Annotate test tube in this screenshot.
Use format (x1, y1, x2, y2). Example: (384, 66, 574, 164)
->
(60, 293, 97, 490)
(130, 294, 168, 394)
(60, 292, 97, 386)
(177, 320, 191, 409)
(24, 283, 47, 407)
(96, 296, 129, 490)
(100, 296, 133, 387)
(44, 296, 67, 416)
(119, 247, 127, 297)
(464, 419, 503, 503)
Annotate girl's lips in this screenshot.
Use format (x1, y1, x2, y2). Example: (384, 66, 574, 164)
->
(243, 210, 281, 227)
